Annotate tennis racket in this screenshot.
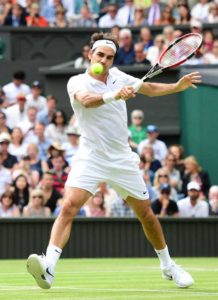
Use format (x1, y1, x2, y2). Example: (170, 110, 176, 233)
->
(133, 33, 203, 92)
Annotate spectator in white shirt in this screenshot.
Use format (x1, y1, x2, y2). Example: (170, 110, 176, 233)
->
(138, 125, 168, 163)
(117, 0, 135, 27)
(62, 126, 80, 165)
(98, 4, 123, 28)
(5, 93, 28, 130)
(26, 81, 47, 112)
(191, 0, 210, 22)
(178, 182, 209, 217)
(3, 70, 31, 107)
(18, 106, 37, 136)
(206, 2, 218, 23)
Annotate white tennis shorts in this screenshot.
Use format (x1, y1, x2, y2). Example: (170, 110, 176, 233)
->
(66, 149, 149, 200)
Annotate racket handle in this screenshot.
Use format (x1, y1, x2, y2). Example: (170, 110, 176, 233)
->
(132, 80, 143, 92)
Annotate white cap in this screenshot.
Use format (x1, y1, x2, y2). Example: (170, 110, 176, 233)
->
(187, 181, 200, 191)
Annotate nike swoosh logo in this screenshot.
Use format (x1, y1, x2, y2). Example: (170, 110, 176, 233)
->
(46, 267, 54, 277)
(112, 80, 117, 84)
(55, 249, 61, 254)
(143, 192, 147, 194)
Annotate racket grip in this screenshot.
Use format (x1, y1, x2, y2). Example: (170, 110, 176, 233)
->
(132, 80, 143, 93)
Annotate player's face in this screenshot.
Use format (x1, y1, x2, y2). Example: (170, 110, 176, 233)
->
(89, 46, 115, 74)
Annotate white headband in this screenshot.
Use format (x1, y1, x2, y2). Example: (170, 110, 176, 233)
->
(92, 39, 117, 53)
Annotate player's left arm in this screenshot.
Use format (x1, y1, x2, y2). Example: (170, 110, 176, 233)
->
(137, 72, 202, 97)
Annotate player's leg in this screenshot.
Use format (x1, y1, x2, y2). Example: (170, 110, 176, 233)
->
(126, 196, 194, 288)
(27, 187, 91, 289)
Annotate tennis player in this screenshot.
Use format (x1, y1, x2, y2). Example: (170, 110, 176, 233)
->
(27, 32, 201, 289)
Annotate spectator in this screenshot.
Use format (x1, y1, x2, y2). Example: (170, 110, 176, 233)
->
(62, 126, 80, 165)
(74, 45, 90, 69)
(190, 19, 203, 36)
(0, 190, 20, 217)
(111, 197, 135, 217)
(110, 25, 121, 42)
(0, 111, 11, 135)
(140, 144, 161, 184)
(18, 106, 37, 136)
(145, 0, 166, 26)
(178, 182, 209, 217)
(97, 182, 119, 217)
(139, 27, 153, 56)
(138, 125, 168, 163)
(26, 3, 48, 27)
(39, 171, 63, 214)
(24, 122, 51, 161)
(41, 0, 73, 23)
(117, 0, 135, 27)
(12, 174, 30, 214)
(3, 3, 26, 27)
(8, 127, 27, 161)
(153, 167, 178, 202)
(164, 153, 182, 194)
(70, 5, 97, 27)
(151, 183, 179, 217)
(208, 185, 218, 215)
(128, 109, 147, 151)
(45, 109, 68, 144)
(146, 34, 166, 66)
(0, 132, 18, 170)
(98, 4, 122, 28)
(202, 30, 214, 54)
(182, 155, 211, 199)
(83, 190, 106, 217)
(37, 95, 57, 126)
(207, 2, 218, 23)
(114, 28, 135, 65)
(168, 144, 185, 177)
(175, 3, 191, 25)
(130, 6, 147, 27)
(204, 39, 218, 64)
(3, 70, 31, 106)
(191, 0, 209, 23)
(0, 87, 7, 109)
(23, 188, 51, 217)
(0, 150, 12, 196)
(51, 154, 68, 195)
(162, 25, 175, 46)
(49, 6, 69, 28)
(5, 93, 28, 130)
(74, 0, 100, 17)
(142, 168, 156, 202)
(133, 42, 150, 65)
(26, 81, 47, 112)
(155, 5, 175, 25)
(46, 142, 68, 170)
(27, 143, 44, 181)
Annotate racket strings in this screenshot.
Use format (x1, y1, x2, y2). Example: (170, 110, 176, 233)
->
(160, 35, 202, 67)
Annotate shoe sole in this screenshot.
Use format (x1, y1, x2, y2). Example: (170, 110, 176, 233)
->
(27, 254, 51, 289)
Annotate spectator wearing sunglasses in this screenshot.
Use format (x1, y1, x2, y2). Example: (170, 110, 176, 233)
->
(23, 189, 51, 217)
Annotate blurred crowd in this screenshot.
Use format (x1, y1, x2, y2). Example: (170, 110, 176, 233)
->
(0, 69, 217, 219)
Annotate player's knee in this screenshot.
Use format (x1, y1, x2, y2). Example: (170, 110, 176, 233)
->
(60, 199, 81, 219)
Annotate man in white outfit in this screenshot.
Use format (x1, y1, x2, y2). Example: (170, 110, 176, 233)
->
(27, 32, 202, 290)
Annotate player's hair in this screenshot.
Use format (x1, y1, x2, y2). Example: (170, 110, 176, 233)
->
(90, 32, 119, 52)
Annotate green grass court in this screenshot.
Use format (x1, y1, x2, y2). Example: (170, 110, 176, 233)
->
(0, 258, 218, 300)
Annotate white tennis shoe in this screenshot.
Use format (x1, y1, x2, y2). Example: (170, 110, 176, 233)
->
(162, 261, 194, 288)
(27, 254, 54, 289)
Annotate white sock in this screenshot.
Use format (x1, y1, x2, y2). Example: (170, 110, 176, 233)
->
(155, 245, 172, 269)
(46, 245, 62, 269)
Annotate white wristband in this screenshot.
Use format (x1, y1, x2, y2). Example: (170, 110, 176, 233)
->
(102, 91, 116, 104)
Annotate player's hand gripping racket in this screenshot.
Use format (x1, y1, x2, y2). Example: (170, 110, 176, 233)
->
(133, 33, 203, 92)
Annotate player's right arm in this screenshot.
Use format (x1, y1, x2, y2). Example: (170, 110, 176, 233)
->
(73, 91, 105, 108)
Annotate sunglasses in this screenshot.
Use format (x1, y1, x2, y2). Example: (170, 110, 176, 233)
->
(32, 195, 43, 199)
(158, 174, 168, 178)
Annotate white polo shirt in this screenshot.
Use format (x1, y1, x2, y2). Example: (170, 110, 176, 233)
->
(178, 197, 209, 217)
(67, 67, 141, 160)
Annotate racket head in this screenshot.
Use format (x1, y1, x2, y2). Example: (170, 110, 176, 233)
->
(158, 33, 203, 69)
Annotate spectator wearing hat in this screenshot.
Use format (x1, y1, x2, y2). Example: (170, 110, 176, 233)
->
(128, 109, 147, 152)
(138, 125, 168, 163)
(178, 182, 209, 217)
(46, 142, 68, 171)
(37, 95, 57, 126)
(5, 92, 28, 130)
(62, 126, 80, 165)
(0, 150, 12, 196)
(2, 71, 31, 107)
(151, 183, 179, 217)
(45, 109, 68, 144)
(26, 81, 47, 112)
(0, 132, 18, 169)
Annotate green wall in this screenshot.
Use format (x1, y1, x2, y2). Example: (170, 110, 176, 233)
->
(179, 85, 218, 185)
